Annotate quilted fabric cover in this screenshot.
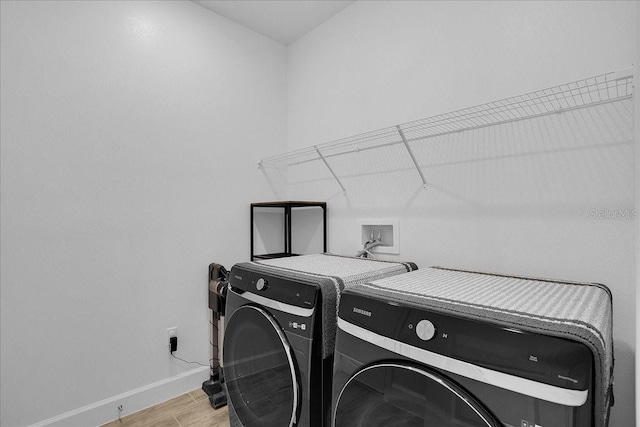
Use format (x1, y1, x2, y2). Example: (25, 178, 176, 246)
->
(350, 267, 613, 427)
(235, 253, 416, 358)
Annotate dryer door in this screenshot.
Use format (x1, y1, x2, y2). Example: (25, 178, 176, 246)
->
(224, 305, 298, 427)
(333, 363, 500, 427)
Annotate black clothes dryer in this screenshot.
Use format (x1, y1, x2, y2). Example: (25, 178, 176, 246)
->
(332, 267, 614, 427)
(223, 254, 417, 427)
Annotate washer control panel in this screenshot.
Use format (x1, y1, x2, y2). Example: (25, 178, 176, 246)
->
(416, 319, 436, 341)
(229, 266, 318, 309)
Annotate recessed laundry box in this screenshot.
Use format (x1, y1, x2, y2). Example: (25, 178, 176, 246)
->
(332, 267, 613, 427)
(222, 253, 417, 427)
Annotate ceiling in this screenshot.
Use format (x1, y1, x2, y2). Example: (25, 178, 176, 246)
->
(193, 0, 356, 45)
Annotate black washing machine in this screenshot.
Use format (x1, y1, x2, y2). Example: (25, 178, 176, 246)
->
(223, 254, 417, 427)
(332, 267, 614, 427)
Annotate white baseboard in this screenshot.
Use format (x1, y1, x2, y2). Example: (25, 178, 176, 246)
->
(28, 367, 210, 427)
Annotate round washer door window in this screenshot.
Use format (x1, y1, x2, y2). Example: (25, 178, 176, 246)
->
(333, 363, 499, 427)
(223, 305, 298, 427)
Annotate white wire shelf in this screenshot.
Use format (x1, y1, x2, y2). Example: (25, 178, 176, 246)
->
(259, 70, 634, 191)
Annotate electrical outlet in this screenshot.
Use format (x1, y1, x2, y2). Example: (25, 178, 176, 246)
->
(358, 219, 399, 254)
(166, 327, 177, 346)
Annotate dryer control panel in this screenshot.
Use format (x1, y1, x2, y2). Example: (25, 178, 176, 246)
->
(339, 291, 593, 392)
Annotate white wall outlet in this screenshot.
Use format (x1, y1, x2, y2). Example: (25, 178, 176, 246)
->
(166, 327, 177, 346)
(358, 219, 399, 254)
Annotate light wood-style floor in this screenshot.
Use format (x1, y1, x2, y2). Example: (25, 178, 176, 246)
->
(100, 389, 230, 427)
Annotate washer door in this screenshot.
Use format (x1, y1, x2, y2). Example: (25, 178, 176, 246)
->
(333, 363, 500, 427)
(223, 305, 298, 427)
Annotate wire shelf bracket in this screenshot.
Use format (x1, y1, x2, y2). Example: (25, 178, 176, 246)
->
(315, 146, 346, 193)
(397, 125, 428, 188)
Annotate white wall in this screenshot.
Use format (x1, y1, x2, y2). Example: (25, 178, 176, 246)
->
(635, 4, 640, 425)
(2, 1, 636, 425)
(286, 1, 636, 426)
(0, 1, 286, 426)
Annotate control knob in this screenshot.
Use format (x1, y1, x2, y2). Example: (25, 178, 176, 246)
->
(416, 319, 436, 341)
(256, 278, 268, 291)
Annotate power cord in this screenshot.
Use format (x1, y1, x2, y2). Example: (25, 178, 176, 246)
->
(170, 352, 209, 367)
(169, 337, 209, 367)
